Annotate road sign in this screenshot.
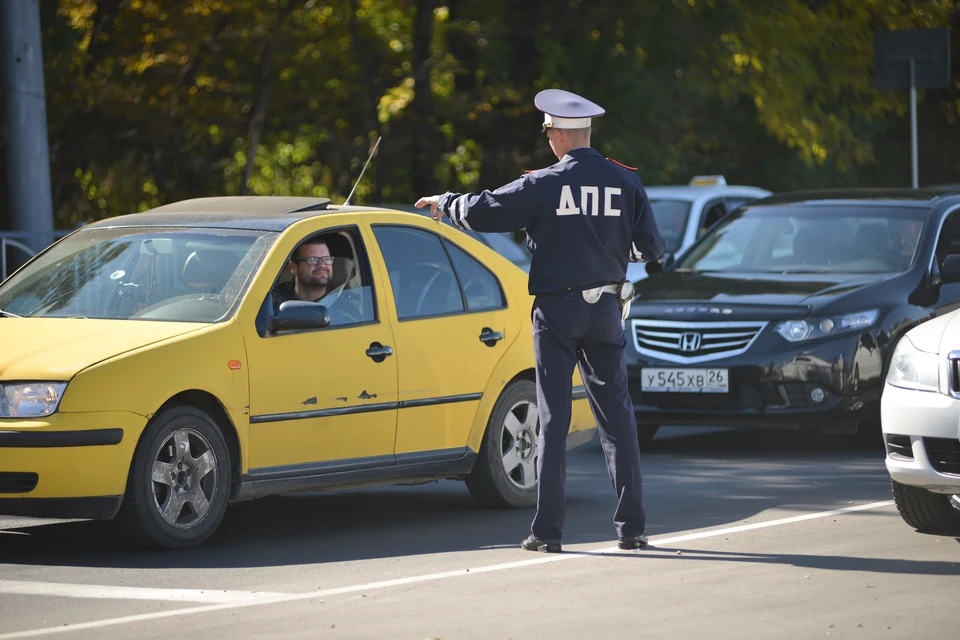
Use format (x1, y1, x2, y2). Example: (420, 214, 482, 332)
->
(875, 28, 950, 91)
(874, 29, 952, 188)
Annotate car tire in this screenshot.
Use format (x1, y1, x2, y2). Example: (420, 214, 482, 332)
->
(890, 479, 960, 536)
(118, 405, 232, 549)
(637, 424, 660, 445)
(465, 380, 539, 509)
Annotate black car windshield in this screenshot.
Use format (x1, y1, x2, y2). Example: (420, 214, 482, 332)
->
(675, 205, 927, 274)
(480, 232, 531, 265)
(648, 199, 691, 254)
(0, 227, 275, 322)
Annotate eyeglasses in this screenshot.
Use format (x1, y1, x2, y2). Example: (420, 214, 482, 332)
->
(295, 256, 334, 266)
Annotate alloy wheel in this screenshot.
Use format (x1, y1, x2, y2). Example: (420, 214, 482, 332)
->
(149, 428, 220, 529)
(500, 400, 539, 490)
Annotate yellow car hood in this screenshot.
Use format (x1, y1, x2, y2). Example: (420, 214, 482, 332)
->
(0, 319, 205, 380)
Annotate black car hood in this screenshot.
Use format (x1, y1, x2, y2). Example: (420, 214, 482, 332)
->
(631, 270, 895, 320)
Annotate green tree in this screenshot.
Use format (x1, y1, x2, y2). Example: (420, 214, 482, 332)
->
(8, 0, 957, 234)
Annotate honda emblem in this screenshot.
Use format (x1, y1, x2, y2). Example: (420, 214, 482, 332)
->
(679, 332, 702, 352)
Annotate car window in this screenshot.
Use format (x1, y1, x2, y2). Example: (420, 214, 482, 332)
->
(935, 209, 960, 266)
(444, 240, 506, 311)
(0, 227, 273, 321)
(373, 226, 465, 319)
(677, 206, 927, 274)
(698, 199, 729, 237)
(648, 199, 691, 254)
(267, 227, 376, 328)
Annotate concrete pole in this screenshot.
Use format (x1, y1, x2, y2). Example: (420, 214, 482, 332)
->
(0, 0, 55, 252)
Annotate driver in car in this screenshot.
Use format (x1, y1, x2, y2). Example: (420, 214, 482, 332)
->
(890, 218, 922, 269)
(272, 238, 362, 324)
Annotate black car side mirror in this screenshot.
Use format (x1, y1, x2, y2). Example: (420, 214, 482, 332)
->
(645, 253, 675, 276)
(267, 300, 331, 333)
(941, 254, 960, 284)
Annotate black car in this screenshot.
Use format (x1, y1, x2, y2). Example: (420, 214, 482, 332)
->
(626, 188, 960, 442)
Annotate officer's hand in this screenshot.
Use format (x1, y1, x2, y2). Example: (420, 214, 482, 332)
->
(415, 195, 444, 223)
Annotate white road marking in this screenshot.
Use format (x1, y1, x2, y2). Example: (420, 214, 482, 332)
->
(0, 500, 894, 639)
(0, 581, 290, 604)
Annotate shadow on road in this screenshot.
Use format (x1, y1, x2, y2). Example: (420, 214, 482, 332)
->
(574, 546, 960, 576)
(0, 427, 895, 570)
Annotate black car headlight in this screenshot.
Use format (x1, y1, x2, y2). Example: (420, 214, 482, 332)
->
(0, 382, 68, 418)
(775, 309, 879, 343)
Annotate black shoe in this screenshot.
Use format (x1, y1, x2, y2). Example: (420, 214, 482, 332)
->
(618, 534, 650, 550)
(521, 535, 562, 553)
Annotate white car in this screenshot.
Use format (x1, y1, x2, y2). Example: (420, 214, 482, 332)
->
(882, 306, 960, 535)
(628, 176, 771, 283)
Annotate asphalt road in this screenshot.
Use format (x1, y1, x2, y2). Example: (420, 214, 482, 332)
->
(1, 426, 957, 639)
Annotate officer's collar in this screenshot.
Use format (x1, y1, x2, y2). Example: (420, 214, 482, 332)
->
(562, 147, 602, 161)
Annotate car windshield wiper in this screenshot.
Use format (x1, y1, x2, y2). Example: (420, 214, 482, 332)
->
(0, 307, 22, 318)
(779, 269, 831, 274)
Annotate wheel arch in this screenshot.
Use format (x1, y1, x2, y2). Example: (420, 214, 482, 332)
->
(466, 360, 537, 454)
(153, 390, 242, 498)
(509, 368, 536, 386)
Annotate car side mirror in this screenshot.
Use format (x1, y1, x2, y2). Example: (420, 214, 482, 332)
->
(941, 254, 960, 284)
(267, 300, 330, 333)
(645, 253, 674, 276)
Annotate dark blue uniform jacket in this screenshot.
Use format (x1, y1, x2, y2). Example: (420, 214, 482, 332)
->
(437, 147, 665, 295)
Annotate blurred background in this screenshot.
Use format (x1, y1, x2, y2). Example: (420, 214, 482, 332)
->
(0, 1, 958, 254)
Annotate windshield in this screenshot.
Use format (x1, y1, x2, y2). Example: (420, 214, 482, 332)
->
(648, 199, 691, 254)
(676, 205, 927, 274)
(0, 227, 275, 322)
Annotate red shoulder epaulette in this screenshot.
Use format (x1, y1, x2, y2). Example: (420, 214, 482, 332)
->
(606, 157, 637, 171)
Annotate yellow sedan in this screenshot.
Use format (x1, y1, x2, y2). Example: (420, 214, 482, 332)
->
(0, 197, 597, 548)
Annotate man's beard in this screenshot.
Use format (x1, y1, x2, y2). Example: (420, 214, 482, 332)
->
(303, 271, 330, 287)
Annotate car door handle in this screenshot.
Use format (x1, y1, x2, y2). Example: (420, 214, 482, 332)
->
(479, 327, 504, 347)
(366, 342, 393, 362)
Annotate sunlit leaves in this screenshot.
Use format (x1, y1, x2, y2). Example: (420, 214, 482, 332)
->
(33, 0, 960, 230)
(718, 0, 956, 169)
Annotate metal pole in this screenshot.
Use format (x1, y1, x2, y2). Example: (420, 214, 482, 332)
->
(0, 0, 55, 253)
(909, 57, 919, 188)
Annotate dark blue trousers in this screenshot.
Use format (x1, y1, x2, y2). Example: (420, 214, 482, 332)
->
(530, 290, 646, 542)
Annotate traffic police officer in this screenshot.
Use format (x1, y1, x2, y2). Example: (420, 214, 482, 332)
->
(415, 89, 665, 553)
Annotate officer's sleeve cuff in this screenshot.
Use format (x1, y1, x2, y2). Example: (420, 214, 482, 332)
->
(442, 193, 473, 230)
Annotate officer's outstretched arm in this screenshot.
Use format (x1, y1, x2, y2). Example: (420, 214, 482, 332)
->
(629, 188, 666, 263)
(436, 176, 535, 233)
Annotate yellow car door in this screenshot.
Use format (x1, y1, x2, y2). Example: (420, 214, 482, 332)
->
(241, 224, 398, 470)
(369, 224, 518, 457)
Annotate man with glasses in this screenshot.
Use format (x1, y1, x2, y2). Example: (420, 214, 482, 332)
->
(415, 89, 664, 553)
(272, 237, 337, 315)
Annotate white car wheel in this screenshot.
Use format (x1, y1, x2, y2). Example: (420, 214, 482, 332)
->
(891, 479, 960, 536)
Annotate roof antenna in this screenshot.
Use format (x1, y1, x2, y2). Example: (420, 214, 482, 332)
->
(343, 136, 382, 206)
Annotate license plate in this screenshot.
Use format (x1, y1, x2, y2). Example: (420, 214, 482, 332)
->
(641, 368, 729, 393)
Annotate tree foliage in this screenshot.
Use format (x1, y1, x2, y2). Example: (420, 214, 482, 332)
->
(3, 0, 957, 229)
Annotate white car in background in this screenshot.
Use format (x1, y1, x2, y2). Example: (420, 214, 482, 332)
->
(629, 176, 771, 283)
(882, 298, 960, 535)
